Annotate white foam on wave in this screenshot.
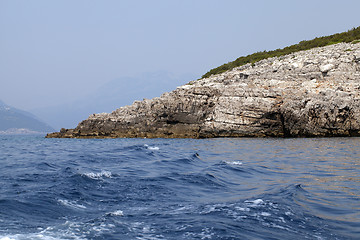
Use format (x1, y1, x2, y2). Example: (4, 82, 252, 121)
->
(82, 170, 112, 179)
(0, 235, 56, 240)
(0, 232, 74, 240)
(107, 210, 124, 216)
(285, 211, 293, 216)
(63, 220, 114, 238)
(91, 222, 114, 234)
(261, 212, 271, 217)
(168, 205, 195, 215)
(225, 161, 243, 166)
(201, 203, 226, 214)
(245, 199, 264, 207)
(148, 146, 159, 150)
(0, 219, 117, 240)
(58, 199, 86, 210)
(184, 227, 214, 240)
(144, 144, 159, 151)
(262, 222, 289, 230)
(235, 206, 250, 212)
(128, 221, 164, 240)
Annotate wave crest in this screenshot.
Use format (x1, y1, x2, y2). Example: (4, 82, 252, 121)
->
(82, 171, 112, 180)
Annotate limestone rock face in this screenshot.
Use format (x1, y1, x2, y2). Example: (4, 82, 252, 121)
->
(46, 42, 360, 138)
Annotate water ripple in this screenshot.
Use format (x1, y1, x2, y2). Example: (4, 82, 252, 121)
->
(0, 136, 359, 239)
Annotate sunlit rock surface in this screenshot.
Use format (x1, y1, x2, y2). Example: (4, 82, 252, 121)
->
(47, 42, 360, 138)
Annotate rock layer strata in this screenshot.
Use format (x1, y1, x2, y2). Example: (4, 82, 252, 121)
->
(47, 42, 360, 138)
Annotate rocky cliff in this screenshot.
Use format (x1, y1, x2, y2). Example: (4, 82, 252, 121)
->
(47, 42, 360, 138)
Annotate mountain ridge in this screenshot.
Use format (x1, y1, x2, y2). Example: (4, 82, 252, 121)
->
(0, 100, 55, 134)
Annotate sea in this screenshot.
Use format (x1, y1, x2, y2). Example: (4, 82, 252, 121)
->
(0, 135, 359, 240)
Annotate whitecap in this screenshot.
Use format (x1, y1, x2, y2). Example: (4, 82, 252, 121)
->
(235, 215, 248, 220)
(199, 227, 215, 239)
(148, 146, 159, 150)
(201, 206, 217, 214)
(261, 212, 271, 217)
(262, 222, 288, 230)
(91, 223, 113, 233)
(246, 199, 264, 205)
(225, 161, 243, 166)
(268, 223, 289, 230)
(144, 144, 159, 150)
(200, 204, 226, 214)
(0, 221, 90, 240)
(107, 210, 124, 216)
(167, 205, 194, 215)
(82, 170, 112, 179)
(245, 199, 264, 207)
(58, 199, 86, 210)
(128, 222, 163, 240)
(235, 207, 250, 212)
(0, 233, 65, 240)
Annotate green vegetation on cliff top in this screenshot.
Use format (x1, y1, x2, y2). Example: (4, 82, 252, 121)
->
(202, 26, 360, 79)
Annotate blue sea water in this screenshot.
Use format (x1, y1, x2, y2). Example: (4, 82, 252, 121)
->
(0, 135, 359, 240)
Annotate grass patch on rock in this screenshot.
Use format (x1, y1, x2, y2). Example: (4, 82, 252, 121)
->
(202, 26, 360, 79)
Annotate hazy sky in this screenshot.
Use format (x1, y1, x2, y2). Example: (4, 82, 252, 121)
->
(1, 0, 359, 111)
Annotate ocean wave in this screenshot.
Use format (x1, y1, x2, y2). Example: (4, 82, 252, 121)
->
(2, 137, 360, 239)
(0, 221, 93, 240)
(245, 198, 265, 207)
(36, 162, 58, 171)
(224, 160, 243, 166)
(215, 160, 245, 169)
(178, 172, 225, 188)
(128, 221, 163, 240)
(58, 199, 86, 210)
(106, 210, 124, 216)
(0, 234, 61, 240)
(144, 144, 159, 151)
(0, 228, 83, 240)
(81, 170, 112, 180)
(154, 152, 200, 166)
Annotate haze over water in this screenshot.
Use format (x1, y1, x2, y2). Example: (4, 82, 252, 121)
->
(0, 136, 359, 239)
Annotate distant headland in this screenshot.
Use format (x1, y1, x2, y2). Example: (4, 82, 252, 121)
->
(0, 100, 54, 135)
(47, 27, 360, 138)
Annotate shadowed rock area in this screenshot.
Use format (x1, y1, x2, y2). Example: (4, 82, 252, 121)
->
(47, 42, 360, 138)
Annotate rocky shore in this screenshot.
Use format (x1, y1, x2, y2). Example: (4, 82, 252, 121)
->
(46, 42, 360, 138)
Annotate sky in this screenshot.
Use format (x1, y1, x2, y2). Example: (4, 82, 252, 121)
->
(1, 0, 360, 112)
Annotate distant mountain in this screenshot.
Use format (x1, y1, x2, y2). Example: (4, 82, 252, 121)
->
(0, 100, 55, 134)
(32, 71, 196, 130)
